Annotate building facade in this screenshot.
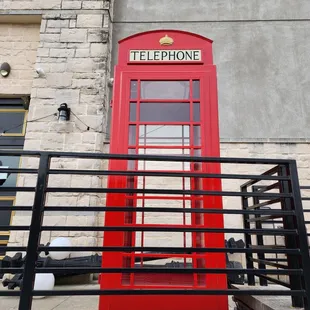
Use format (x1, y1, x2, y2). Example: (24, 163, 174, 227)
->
(1, 0, 310, 259)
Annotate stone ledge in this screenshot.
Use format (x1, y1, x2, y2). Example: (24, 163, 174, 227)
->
(0, 10, 109, 15)
(232, 284, 304, 310)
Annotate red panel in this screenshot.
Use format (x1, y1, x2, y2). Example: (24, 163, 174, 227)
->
(99, 30, 228, 310)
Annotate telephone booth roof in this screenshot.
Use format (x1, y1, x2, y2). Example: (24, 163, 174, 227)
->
(117, 29, 214, 65)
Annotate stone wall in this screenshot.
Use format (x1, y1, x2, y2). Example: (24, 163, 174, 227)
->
(2, 1, 113, 255)
(0, 24, 40, 95)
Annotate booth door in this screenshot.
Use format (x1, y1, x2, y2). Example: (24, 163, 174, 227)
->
(100, 70, 227, 310)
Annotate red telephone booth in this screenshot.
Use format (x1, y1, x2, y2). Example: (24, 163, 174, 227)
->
(99, 30, 228, 310)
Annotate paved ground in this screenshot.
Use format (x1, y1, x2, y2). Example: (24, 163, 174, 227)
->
(233, 284, 304, 310)
(0, 284, 99, 310)
(0, 282, 237, 310)
(1, 283, 302, 310)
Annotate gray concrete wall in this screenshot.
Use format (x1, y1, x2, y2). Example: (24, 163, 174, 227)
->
(112, 0, 310, 140)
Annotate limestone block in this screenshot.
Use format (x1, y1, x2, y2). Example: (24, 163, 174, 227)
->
(47, 19, 70, 29)
(40, 33, 61, 43)
(39, 0, 62, 9)
(87, 29, 109, 43)
(62, 0, 82, 10)
(72, 78, 96, 88)
(90, 43, 107, 57)
(67, 58, 95, 72)
(40, 133, 65, 150)
(50, 48, 75, 58)
(50, 62, 67, 72)
(48, 174, 72, 188)
(60, 28, 87, 43)
(46, 194, 78, 207)
(46, 72, 73, 88)
(36, 88, 57, 99)
(83, 1, 104, 9)
(75, 48, 90, 57)
(55, 88, 80, 105)
(69, 19, 77, 28)
(77, 14, 103, 28)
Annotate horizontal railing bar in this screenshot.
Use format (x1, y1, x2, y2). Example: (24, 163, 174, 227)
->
(0, 246, 300, 254)
(254, 182, 280, 193)
(254, 274, 290, 288)
(256, 275, 291, 288)
(263, 258, 288, 262)
(0, 291, 21, 297)
(29, 289, 305, 297)
(0, 186, 292, 198)
(250, 258, 289, 269)
(0, 187, 35, 192)
(0, 226, 30, 230)
(2, 224, 295, 235)
(0, 268, 302, 275)
(246, 198, 282, 210)
(241, 166, 281, 188)
(47, 169, 290, 181)
(0, 150, 296, 165)
(0, 206, 296, 215)
(44, 187, 292, 198)
(250, 245, 286, 249)
(247, 215, 284, 222)
(42, 206, 296, 215)
(0, 168, 38, 174)
(302, 198, 310, 201)
(260, 220, 283, 224)
(0, 206, 33, 211)
(300, 186, 310, 189)
(38, 226, 297, 235)
(39, 246, 301, 254)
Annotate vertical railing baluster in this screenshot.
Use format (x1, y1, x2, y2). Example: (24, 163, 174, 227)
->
(279, 163, 306, 308)
(252, 186, 267, 286)
(288, 161, 310, 310)
(241, 185, 255, 286)
(18, 154, 50, 310)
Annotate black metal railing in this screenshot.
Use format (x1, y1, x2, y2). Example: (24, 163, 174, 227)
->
(0, 150, 310, 310)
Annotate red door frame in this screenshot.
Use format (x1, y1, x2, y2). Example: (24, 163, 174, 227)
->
(99, 30, 228, 310)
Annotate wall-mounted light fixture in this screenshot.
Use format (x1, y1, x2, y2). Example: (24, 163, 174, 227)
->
(58, 103, 71, 121)
(0, 62, 11, 78)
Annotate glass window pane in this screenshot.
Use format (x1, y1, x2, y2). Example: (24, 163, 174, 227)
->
(0, 155, 20, 197)
(130, 103, 136, 121)
(138, 148, 191, 171)
(128, 125, 136, 145)
(193, 126, 201, 146)
(193, 80, 200, 99)
(128, 149, 136, 170)
(0, 199, 13, 227)
(141, 81, 190, 99)
(130, 80, 138, 99)
(193, 102, 200, 122)
(0, 111, 25, 134)
(139, 125, 190, 146)
(140, 102, 190, 122)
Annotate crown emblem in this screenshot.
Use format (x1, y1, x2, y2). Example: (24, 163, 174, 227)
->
(159, 35, 174, 46)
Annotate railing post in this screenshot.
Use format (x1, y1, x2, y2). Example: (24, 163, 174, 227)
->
(18, 154, 50, 310)
(279, 163, 307, 308)
(241, 185, 255, 286)
(252, 186, 267, 286)
(287, 161, 310, 310)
